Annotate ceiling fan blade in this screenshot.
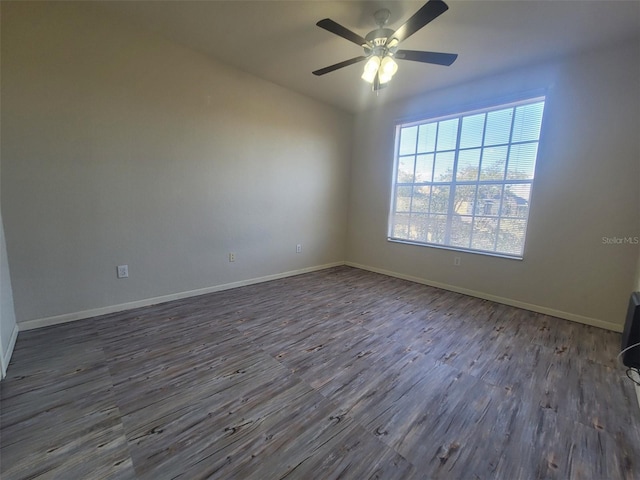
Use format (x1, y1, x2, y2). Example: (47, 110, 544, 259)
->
(317, 19, 368, 47)
(389, 0, 449, 44)
(312, 56, 367, 76)
(395, 50, 458, 66)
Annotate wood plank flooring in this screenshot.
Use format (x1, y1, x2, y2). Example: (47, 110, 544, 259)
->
(1, 266, 639, 479)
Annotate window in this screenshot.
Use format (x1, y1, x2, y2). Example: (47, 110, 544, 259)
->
(389, 97, 545, 258)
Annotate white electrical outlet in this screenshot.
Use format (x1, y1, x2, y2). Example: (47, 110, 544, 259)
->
(296, 244, 302, 254)
(453, 257, 461, 266)
(229, 252, 236, 262)
(117, 265, 129, 278)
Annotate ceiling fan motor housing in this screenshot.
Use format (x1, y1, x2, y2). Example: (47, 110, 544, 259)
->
(364, 28, 396, 57)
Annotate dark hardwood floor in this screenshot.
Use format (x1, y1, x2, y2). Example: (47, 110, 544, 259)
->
(1, 266, 638, 479)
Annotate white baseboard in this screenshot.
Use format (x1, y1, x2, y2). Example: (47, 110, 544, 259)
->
(1, 323, 19, 379)
(345, 262, 622, 332)
(17, 260, 623, 334)
(18, 262, 345, 332)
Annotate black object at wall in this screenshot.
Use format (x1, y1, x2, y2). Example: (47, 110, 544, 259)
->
(621, 292, 640, 368)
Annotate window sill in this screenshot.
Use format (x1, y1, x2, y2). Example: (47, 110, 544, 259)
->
(386, 237, 524, 261)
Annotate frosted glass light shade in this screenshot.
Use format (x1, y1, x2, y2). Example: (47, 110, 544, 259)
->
(378, 56, 398, 84)
(361, 56, 381, 83)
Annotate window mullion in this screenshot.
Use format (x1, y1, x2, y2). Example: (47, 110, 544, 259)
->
(427, 123, 440, 239)
(493, 106, 518, 251)
(469, 113, 489, 249)
(444, 119, 463, 245)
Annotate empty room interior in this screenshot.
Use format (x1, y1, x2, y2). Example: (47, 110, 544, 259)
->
(1, 0, 640, 478)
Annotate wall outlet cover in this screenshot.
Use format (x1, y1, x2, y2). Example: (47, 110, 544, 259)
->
(117, 265, 129, 278)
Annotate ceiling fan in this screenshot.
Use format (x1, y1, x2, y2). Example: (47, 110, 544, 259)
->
(312, 0, 457, 91)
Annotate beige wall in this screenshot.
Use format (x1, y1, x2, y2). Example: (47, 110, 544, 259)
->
(347, 40, 640, 331)
(0, 211, 18, 377)
(1, 2, 352, 325)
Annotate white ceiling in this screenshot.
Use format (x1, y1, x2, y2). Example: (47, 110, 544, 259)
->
(98, 0, 640, 113)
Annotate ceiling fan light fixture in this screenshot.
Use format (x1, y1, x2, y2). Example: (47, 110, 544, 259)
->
(314, 0, 457, 92)
(378, 56, 398, 84)
(361, 55, 381, 83)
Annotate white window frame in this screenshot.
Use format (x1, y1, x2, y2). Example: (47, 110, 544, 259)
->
(388, 96, 546, 259)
